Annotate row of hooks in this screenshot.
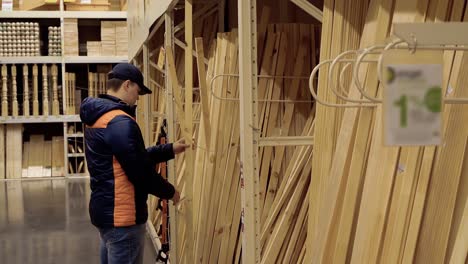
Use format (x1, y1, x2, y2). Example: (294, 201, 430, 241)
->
(308, 38, 468, 108)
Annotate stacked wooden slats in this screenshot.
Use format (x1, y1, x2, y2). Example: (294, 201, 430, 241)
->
(308, 0, 468, 263)
(64, 19, 79, 56)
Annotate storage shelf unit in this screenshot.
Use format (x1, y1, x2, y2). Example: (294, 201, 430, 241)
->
(0, 0, 129, 178)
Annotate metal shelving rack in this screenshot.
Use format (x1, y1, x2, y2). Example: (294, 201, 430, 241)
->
(0, 0, 129, 178)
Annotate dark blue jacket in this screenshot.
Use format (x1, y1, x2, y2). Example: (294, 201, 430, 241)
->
(80, 94, 175, 228)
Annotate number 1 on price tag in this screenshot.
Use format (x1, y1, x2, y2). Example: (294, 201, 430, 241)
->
(383, 50, 443, 146)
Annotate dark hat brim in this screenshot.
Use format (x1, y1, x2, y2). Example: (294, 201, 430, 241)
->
(138, 84, 152, 95)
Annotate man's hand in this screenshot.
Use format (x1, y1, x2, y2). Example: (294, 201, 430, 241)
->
(171, 190, 181, 205)
(173, 138, 190, 154)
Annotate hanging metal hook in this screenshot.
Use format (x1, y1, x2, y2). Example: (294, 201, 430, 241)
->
(328, 50, 376, 103)
(352, 45, 387, 103)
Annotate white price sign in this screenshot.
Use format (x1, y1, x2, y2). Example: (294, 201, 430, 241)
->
(81, 0, 92, 4)
(383, 50, 443, 146)
(2, 0, 13, 11)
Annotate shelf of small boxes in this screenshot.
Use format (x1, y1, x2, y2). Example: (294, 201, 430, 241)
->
(0, 22, 40, 57)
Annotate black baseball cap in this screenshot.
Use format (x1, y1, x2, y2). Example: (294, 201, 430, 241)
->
(108, 63, 152, 95)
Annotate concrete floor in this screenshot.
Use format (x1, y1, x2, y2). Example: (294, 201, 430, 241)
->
(0, 178, 157, 264)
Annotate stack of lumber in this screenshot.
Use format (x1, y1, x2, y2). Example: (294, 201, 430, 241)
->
(64, 19, 79, 56)
(308, 0, 468, 263)
(115, 21, 128, 56)
(65, 0, 110, 11)
(161, 17, 318, 262)
(101, 21, 116, 56)
(22, 135, 64, 177)
(86, 41, 101, 56)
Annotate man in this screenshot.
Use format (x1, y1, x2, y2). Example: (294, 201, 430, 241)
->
(80, 63, 186, 264)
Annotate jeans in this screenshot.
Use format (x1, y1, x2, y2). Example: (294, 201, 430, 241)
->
(98, 224, 146, 264)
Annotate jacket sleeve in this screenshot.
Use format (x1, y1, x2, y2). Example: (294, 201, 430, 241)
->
(146, 144, 175, 163)
(104, 115, 175, 199)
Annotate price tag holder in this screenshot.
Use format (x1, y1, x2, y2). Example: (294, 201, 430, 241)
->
(383, 50, 443, 146)
(81, 0, 92, 4)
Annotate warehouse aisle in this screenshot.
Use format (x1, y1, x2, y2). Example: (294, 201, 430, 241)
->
(0, 179, 156, 264)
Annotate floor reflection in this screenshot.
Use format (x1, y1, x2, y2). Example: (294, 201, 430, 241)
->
(0, 178, 156, 264)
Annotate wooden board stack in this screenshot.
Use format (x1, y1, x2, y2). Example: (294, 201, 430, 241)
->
(115, 21, 128, 57)
(87, 41, 102, 56)
(23, 135, 64, 178)
(308, 0, 468, 263)
(101, 21, 116, 56)
(64, 19, 79, 56)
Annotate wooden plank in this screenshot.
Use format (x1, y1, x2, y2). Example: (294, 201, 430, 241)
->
(6, 124, 22, 179)
(310, 0, 393, 261)
(448, 197, 467, 264)
(261, 154, 311, 264)
(32, 64, 39, 116)
(11, 65, 18, 117)
(51, 64, 59, 115)
(195, 38, 211, 148)
(42, 65, 49, 116)
(1, 65, 7, 117)
(165, 47, 186, 139)
(0, 125, 4, 178)
(208, 33, 240, 263)
(23, 65, 30, 117)
(415, 34, 468, 264)
(261, 35, 306, 223)
(42, 141, 52, 177)
(202, 33, 236, 263)
(22, 142, 29, 178)
(258, 32, 281, 215)
(28, 135, 44, 177)
(194, 34, 227, 263)
(184, 1, 194, 260)
(380, 147, 422, 263)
